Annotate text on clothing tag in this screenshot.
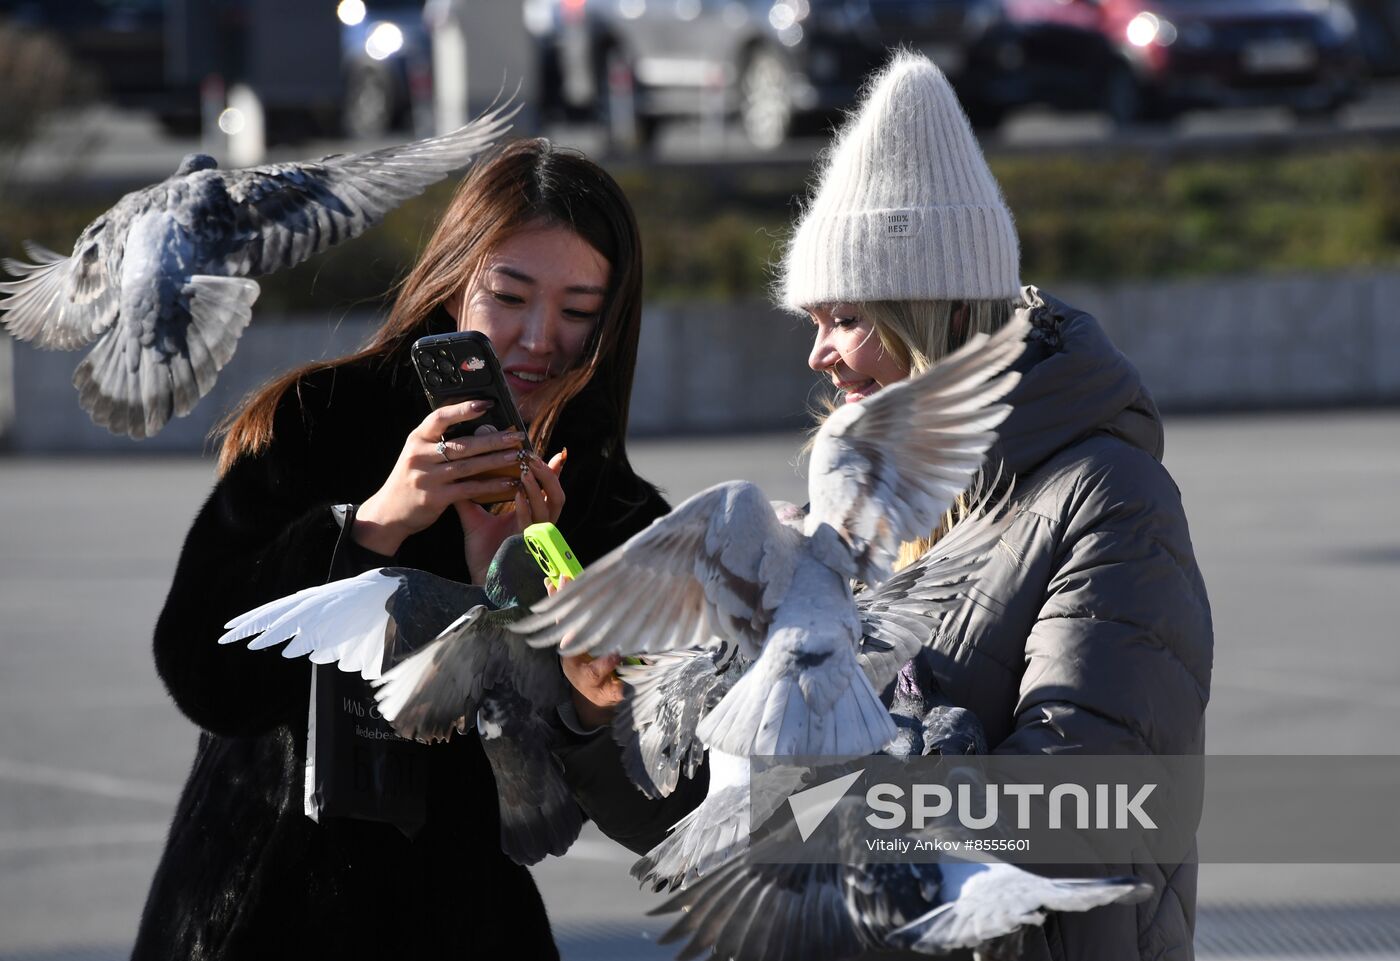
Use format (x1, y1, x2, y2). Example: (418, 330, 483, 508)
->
(884, 210, 918, 237)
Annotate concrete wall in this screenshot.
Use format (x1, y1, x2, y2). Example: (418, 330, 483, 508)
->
(4, 270, 1399, 453)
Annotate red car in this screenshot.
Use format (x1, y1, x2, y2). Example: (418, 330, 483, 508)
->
(1001, 0, 1367, 123)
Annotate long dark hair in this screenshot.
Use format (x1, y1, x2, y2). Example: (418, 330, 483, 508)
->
(216, 138, 646, 478)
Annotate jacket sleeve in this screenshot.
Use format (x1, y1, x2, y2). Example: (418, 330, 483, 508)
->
(152, 383, 395, 738)
(546, 482, 713, 855)
(989, 444, 1212, 961)
(992, 444, 1212, 760)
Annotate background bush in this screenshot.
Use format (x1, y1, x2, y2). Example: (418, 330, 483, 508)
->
(4, 143, 1400, 314)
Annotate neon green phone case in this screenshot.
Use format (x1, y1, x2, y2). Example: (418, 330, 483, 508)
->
(523, 522, 584, 588)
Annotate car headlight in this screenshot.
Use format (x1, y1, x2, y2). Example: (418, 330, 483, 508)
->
(1126, 12, 1177, 47)
(337, 0, 366, 27)
(365, 21, 404, 60)
(769, 1, 811, 31)
(1323, 0, 1357, 40)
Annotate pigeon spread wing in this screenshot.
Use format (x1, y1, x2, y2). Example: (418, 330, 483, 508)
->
(0, 226, 122, 352)
(218, 567, 482, 681)
(216, 101, 519, 278)
(805, 314, 1029, 587)
(512, 481, 804, 660)
(613, 645, 741, 799)
(1, 103, 516, 440)
(855, 484, 1017, 693)
(883, 861, 1152, 953)
(371, 605, 568, 743)
(475, 687, 585, 865)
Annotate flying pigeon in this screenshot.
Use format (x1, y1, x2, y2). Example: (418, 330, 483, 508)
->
(649, 684, 1147, 961)
(217, 535, 584, 865)
(0, 101, 517, 438)
(652, 806, 1153, 961)
(622, 486, 1015, 892)
(513, 314, 1033, 762)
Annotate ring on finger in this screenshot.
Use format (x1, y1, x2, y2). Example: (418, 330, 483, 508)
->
(436, 439, 452, 463)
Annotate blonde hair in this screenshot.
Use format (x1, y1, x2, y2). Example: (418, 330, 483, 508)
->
(806, 298, 1014, 571)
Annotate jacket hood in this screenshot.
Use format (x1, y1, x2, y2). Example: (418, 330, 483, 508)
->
(989, 286, 1163, 477)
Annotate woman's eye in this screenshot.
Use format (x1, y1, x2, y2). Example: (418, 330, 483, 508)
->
(563, 308, 600, 321)
(834, 317, 860, 329)
(491, 290, 525, 306)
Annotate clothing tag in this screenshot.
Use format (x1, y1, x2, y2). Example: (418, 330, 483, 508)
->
(884, 210, 918, 237)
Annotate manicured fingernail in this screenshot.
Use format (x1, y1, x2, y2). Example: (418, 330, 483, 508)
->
(469, 400, 494, 412)
(501, 450, 519, 461)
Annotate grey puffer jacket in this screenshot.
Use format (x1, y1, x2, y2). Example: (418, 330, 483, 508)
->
(896, 287, 1213, 961)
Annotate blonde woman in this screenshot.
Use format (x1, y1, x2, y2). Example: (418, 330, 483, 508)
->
(784, 53, 1212, 961)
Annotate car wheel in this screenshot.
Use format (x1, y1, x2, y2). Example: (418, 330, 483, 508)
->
(1103, 62, 1143, 127)
(343, 65, 396, 139)
(740, 47, 792, 151)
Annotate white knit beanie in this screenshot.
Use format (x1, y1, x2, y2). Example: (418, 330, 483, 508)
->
(780, 51, 1020, 311)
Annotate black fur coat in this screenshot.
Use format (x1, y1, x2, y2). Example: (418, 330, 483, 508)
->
(133, 334, 708, 961)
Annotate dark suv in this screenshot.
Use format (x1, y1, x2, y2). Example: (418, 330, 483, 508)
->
(1003, 0, 1367, 123)
(528, 0, 1022, 149)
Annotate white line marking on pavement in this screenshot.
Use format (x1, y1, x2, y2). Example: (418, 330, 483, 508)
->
(563, 840, 636, 863)
(0, 822, 169, 852)
(0, 757, 180, 804)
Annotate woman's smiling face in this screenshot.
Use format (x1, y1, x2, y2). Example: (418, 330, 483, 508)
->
(805, 303, 911, 404)
(445, 222, 609, 422)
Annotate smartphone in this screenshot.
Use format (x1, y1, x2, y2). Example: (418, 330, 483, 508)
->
(523, 522, 584, 589)
(412, 331, 531, 502)
(412, 331, 530, 441)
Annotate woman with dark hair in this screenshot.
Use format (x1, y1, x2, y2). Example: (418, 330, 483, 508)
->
(132, 139, 706, 961)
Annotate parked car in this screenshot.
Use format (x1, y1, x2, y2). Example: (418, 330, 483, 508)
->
(1001, 0, 1367, 123)
(337, 0, 433, 137)
(1349, 0, 1400, 75)
(0, 0, 431, 139)
(0, 0, 176, 117)
(526, 0, 1024, 149)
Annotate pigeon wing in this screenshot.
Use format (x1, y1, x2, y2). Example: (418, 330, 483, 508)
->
(218, 567, 482, 681)
(512, 481, 803, 661)
(371, 605, 568, 742)
(613, 647, 741, 799)
(476, 687, 585, 865)
(653, 853, 871, 961)
(805, 314, 1029, 587)
(0, 214, 124, 350)
(855, 484, 1017, 692)
(884, 861, 1152, 952)
(215, 102, 518, 278)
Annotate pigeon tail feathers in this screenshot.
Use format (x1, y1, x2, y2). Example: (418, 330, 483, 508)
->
(71, 275, 259, 439)
(696, 648, 897, 756)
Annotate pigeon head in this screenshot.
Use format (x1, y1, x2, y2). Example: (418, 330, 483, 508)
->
(485, 535, 550, 609)
(174, 153, 219, 177)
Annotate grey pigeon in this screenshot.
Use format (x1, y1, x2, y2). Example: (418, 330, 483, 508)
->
(653, 805, 1152, 961)
(514, 315, 1031, 761)
(217, 535, 582, 866)
(0, 102, 517, 438)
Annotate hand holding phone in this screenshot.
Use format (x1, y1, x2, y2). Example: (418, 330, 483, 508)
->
(412, 331, 531, 503)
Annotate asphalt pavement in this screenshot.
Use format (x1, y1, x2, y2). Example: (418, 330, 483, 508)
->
(1, 412, 1399, 960)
